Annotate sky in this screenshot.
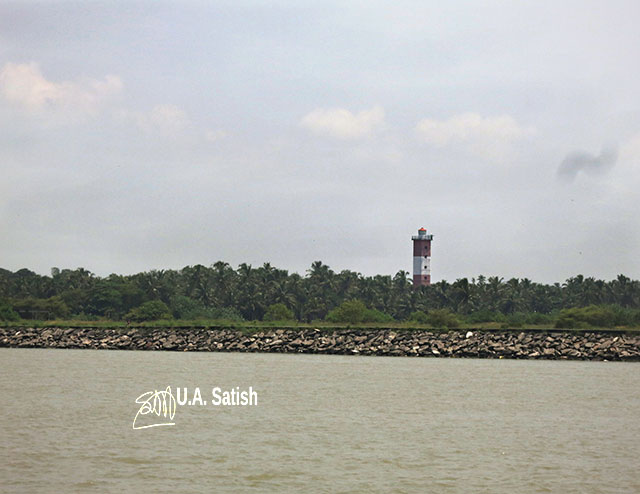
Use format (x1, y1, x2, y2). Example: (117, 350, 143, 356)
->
(1, 0, 639, 283)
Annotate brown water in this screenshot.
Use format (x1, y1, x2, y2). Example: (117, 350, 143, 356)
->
(1, 348, 639, 493)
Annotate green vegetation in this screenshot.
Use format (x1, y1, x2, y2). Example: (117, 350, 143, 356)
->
(9, 296, 69, 319)
(410, 309, 461, 328)
(1, 264, 639, 328)
(426, 309, 461, 329)
(555, 305, 640, 329)
(325, 300, 394, 324)
(0, 299, 20, 321)
(125, 300, 172, 322)
(169, 296, 243, 321)
(263, 303, 295, 322)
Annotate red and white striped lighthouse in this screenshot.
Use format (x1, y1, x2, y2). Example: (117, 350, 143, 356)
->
(412, 227, 433, 287)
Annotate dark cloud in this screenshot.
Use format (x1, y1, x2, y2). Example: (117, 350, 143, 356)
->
(557, 146, 618, 182)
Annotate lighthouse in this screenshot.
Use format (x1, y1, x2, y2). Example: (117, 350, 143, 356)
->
(412, 227, 433, 287)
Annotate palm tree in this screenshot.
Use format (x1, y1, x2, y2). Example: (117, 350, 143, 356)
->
(610, 274, 639, 307)
(451, 278, 472, 313)
(183, 264, 213, 306)
(210, 261, 236, 307)
(474, 276, 503, 312)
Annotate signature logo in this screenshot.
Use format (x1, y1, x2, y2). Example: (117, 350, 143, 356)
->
(133, 386, 177, 430)
(133, 386, 258, 429)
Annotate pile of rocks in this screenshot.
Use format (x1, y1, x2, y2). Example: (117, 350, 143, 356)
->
(1, 326, 639, 360)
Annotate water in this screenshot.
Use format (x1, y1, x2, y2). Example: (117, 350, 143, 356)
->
(1, 348, 639, 493)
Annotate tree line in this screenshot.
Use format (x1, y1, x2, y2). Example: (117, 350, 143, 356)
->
(0, 262, 639, 327)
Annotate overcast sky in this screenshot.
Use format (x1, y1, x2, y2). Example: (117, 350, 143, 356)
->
(1, 0, 639, 283)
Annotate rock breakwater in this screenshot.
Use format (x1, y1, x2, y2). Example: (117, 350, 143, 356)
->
(1, 327, 639, 360)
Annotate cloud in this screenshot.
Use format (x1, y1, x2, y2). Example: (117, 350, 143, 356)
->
(124, 104, 191, 135)
(0, 61, 122, 115)
(414, 112, 535, 160)
(300, 105, 385, 139)
(118, 105, 229, 142)
(204, 129, 228, 142)
(557, 146, 618, 182)
(620, 132, 640, 164)
(415, 113, 535, 146)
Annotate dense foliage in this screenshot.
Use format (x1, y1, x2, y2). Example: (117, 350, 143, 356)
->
(263, 303, 295, 322)
(326, 300, 394, 324)
(555, 305, 640, 329)
(1, 263, 639, 326)
(125, 300, 172, 322)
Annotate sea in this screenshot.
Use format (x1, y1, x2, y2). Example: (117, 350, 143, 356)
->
(1, 348, 638, 493)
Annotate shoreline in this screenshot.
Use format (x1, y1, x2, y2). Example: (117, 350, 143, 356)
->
(1, 327, 639, 360)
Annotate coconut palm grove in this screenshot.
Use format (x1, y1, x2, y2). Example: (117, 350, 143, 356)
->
(1, 262, 639, 329)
